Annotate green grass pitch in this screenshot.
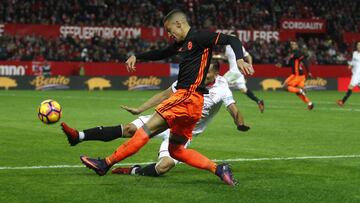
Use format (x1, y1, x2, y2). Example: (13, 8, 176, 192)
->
(0, 90, 359, 202)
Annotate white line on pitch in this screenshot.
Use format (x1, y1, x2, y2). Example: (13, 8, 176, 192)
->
(243, 104, 360, 112)
(1, 154, 359, 170)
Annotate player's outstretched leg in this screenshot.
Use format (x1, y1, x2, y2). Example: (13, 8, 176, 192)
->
(80, 113, 167, 176)
(112, 156, 175, 177)
(298, 89, 314, 110)
(80, 126, 151, 176)
(290, 87, 313, 110)
(168, 140, 237, 186)
(111, 164, 160, 177)
(337, 89, 352, 107)
(61, 122, 125, 146)
(112, 165, 141, 175)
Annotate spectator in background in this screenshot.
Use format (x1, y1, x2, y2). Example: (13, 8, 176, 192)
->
(0, 0, 358, 64)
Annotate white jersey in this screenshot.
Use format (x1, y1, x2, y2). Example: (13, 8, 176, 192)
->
(190, 76, 235, 134)
(349, 51, 360, 73)
(349, 51, 360, 87)
(131, 76, 236, 163)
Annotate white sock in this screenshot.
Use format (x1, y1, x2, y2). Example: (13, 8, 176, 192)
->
(78, 131, 85, 141)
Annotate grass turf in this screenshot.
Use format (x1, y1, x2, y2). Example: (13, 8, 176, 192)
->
(0, 90, 359, 202)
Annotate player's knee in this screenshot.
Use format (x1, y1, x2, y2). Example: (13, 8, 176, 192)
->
(122, 123, 137, 137)
(240, 88, 247, 93)
(168, 144, 184, 160)
(155, 157, 175, 175)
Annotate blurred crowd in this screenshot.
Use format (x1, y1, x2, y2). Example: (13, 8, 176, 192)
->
(0, 34, 168, 62)
(1, 0, 358, 32)
(0, 0, 359, 64)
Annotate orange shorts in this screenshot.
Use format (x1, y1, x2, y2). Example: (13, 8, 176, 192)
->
(155, 89, 203, 140)
(285, 74, 306, 88)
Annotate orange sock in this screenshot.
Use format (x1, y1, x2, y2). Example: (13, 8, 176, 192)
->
(105, 127, 150, 166)
(287, 86, 299, 93)
(169, 142, 217, 173)
(297, 94, 310, 104)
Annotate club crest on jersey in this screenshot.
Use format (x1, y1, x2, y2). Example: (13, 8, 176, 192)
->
(187, 41, 193, 50)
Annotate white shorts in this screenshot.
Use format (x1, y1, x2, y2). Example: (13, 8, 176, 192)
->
(131, 115, 191, 164)
(350, 72, 360, 87)
(224, 71, 247, 90)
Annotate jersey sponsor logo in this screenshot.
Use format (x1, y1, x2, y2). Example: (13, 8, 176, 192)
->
(0, 77, 17, 90)
(123, 76, 161, 90)
(0, 65, 27, 76)
(30, 75, 70, 90)
(85, 77, 111, 90)
(187, 41, 193, 50)
(260, 79, 282, 91)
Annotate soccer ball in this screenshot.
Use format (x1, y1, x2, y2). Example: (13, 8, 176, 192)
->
(38, 99, 62, 124)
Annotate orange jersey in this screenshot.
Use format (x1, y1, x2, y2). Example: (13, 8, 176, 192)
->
(288, 50, 307, 76)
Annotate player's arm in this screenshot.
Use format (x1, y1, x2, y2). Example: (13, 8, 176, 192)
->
(244, 51, 253, 65)
(125, 44, 178, 72)
(196, 31, 254, 75)
(221, 85, 250, 132)
(121, 86, 173, 115)
(226, 103, 250, 132)
(217, 34, 255, 75)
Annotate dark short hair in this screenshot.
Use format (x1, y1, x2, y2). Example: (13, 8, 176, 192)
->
(210, 60, 220, 72)
(163, 9, 187, 24)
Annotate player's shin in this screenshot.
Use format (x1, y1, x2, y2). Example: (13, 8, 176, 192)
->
(297, 93, 310, 104)
(342, 89, 352, 103)
(244, 90, 260, 103)
(82, 125, 123, 141)
(287, 86, 299, 93)
(136, 163, 160, 176)
(168, 142, 217, 173)
(105, 126, 150, 166)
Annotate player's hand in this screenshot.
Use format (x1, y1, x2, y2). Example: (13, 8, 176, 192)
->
(237, 59, 254, 76)
(120, 105, 142, 115)
(237, 124, 250, 132)
(125, 55, 137, 72)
